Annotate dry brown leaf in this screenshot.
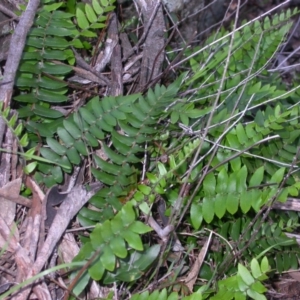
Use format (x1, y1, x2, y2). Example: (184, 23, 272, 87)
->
(0, 178, 22, 248)
(184, 233, 212, 293)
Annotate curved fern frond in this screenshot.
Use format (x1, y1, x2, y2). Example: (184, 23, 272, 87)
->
(72, 201, 156, 295)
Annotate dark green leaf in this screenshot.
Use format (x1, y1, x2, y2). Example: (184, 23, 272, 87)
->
(102, 113, 117, 127)
(270, 167, 285, 184)
(79, 107, 97, 124)
(33, 104, 64, 118)
(37, 89, 68, 103)
(89, 256, 105, 280)
(69, 140, 86, 157)
(202, 197, 214, 223)
(128, 221, 152, 234)
(99, 221, 113, 242)
(246, 289, 266, 300)
(72, 270, 90, 296)
(118, 120, 143, 137)
(85, 3, 97, 23)
(102, 143, 125, 165)
(26, 121, 53, 137)
(101, 96, 114, 112)
(260, 257, 269, 274)
(47, 137, 67, 155)
(98, 117, 113, 132)
(133, 244, 160, 270)
(94, 155, 122, 175)
(79, 207, 102, 221)
(46, 19, 73, 30)
(51, 165, 63, 183)
(22, 51, 42, 60)
(91, 168, 116, 185)
(92, 0, 103, 15)
(78, 213, 96, 227)
(251, 189, 263, 212)
(226, 193, 239, 215)
(14, 123, 23, 136)
(110, 236, 127, 258)
(100, 245, 116, 271)
(236, 166, 247, 192)
(112, 135, 139, 158)
(111, 269, 142, 283)
(89, 124, 105, 139)
(214, 194, 226, 219)
(76, 7, 89, 29)
(249, 166, 264, 187)
(111, 215, 124, 233)
(52, 10, 74, 19)
(38, 76, 67, 89)
(250, 258, 262, 279)
(117, 93, 140, 111)
(121, 202, 135, 226)
(24, 162, 38, 174)
(250, 281, 267, 294)
(238, 264, 254, 285)
(121, 230, 143, 251)
(127, 115, 143, 129)
(57, 127, 75, 147)
(40, 147, 62, 162)
(216, 168, 228, 193)
(84, 132, 98, 147)
(190, 202, 202, 229)
(230, 157, 241, 172)
(63, 119, 82, 139)
(45, 26, 74, 37)
(26, 37, 45, 49)
(14, 93, 38, 103)
(90, 224, 105, 249)
(19, 62, 39, 74)
(44, 36, 69, 48)
(16, 77, 38, 88)
(240, 190, 251, 213)
(80, 30, 97, 38)
(111, 130, 140, 147)
(203, 173, 216, 196)
(227, 173, 237, 193)
(42, 49, 68, 60)
(226, 132, 240, 148)
(42, 63, 72, 75)
(129, 104, 148, 122)
(230, 217, 241, 241)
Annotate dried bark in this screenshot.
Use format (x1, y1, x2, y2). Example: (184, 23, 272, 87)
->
(134, 0, 165, 91)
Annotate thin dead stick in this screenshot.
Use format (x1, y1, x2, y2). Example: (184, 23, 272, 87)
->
(272, 198, 300, 212)
(0, 4, 19, 20)
(0, 193, 32, 207)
